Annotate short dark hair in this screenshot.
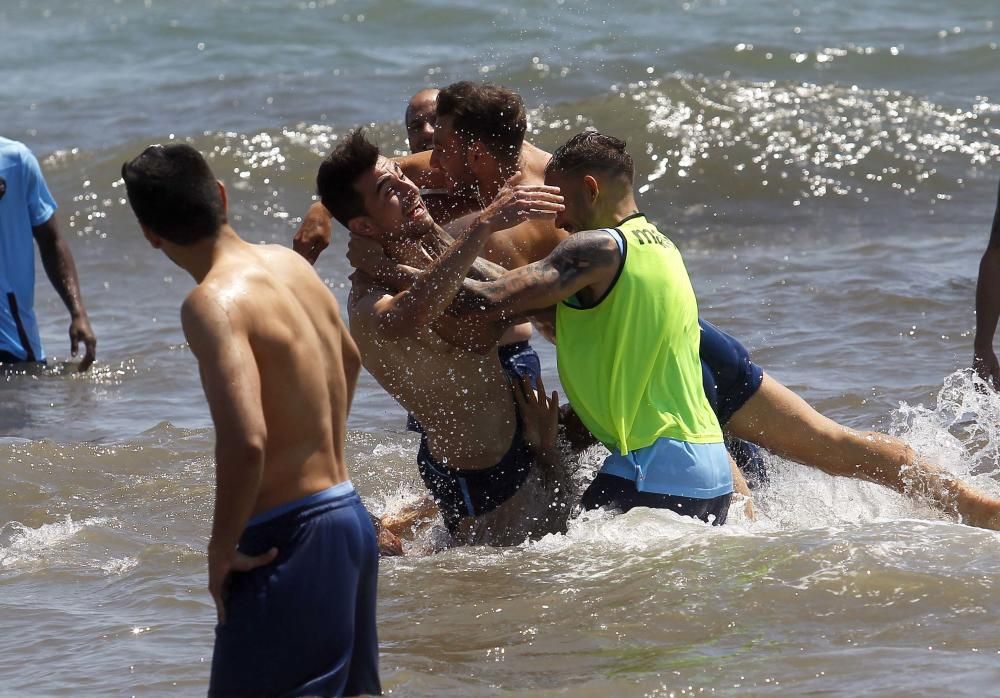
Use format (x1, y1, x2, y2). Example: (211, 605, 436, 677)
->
(546, 131, 634, 182)
(436, 81, 526, 160)
(316, 129, 380, 228)
(121, 144, 226, 244)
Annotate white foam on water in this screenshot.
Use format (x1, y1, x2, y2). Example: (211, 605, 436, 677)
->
(890, 369, 1000, 488)
(100, 557, 139, 576)
(0, 515, 114, 569)
(370, 369, 1000, 562)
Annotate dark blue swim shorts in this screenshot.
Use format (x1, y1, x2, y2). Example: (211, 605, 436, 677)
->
(580, 473, 732, 525)
(209, 482, 381, 697)
(698, 319, 765, 426)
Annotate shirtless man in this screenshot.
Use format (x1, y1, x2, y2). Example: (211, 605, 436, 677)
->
(450, 131, 1000, 530)
(405, 88, 439, 154)
(293, 85, 482, 263)
(121, 144, 381, 696)
(315, 129, 569, 546)
(973, 179, 1000, 390)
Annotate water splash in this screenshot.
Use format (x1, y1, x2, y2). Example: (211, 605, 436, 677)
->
(0, 515, 114, 569)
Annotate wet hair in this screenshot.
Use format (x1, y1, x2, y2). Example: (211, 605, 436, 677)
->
(436, 81, 526, 160)
(316, 129, 380, 228)
(121, 143, 226, 245)
(545, 130, 634, 182)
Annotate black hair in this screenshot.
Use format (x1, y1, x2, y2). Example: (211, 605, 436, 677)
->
(436, 81, 526, 161)
(545, 130, 634, 182)
(316, 129, 380, 228)
(121, 143, 226, 244)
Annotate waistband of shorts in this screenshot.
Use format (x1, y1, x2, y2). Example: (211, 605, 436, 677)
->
(246, 481, 357, 528)
(498, 339, 533, 359)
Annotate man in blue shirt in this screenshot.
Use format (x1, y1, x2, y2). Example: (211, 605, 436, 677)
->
(0, 137, 96, 370)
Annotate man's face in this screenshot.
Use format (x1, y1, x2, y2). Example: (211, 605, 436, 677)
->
(544, 170, 595, 234)
(354, 156, 434, 240)
(406, 96, 437, 154)
(429, 114, 478, 194)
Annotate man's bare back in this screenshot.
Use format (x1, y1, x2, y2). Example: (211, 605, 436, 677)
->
(183, 241, 358, 515)
(122, 143, 380, 694)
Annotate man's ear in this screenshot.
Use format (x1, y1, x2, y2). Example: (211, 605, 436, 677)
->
(217, 180, 228, 214)
(140, 224, 162, 249)
(583, 174, 600, 203)
(347, 216, 377, 238)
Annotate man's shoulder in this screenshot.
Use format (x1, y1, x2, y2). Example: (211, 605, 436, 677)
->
(395, 150, 443, 189)
(487, 217, 566, 267)
(181, 283, 227, 326)
(0, 138, 32, 169)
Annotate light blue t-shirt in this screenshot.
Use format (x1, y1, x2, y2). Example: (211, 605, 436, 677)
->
(0, 137, 56, 361)
(600, 437, 733, 499)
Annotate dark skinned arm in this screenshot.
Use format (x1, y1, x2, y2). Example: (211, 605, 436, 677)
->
(974, 180, 1000, 389)
(32, 216, 96, 370)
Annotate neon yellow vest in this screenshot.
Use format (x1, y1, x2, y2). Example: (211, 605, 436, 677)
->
(555, 214, 722, 455)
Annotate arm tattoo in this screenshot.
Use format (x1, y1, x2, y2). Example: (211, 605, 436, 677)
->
(459, 230, 621, 316)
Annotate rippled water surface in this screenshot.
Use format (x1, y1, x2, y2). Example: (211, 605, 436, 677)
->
(3, 0, 999, 695)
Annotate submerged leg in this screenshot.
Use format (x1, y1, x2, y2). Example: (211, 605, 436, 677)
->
(727, 374, 1000, 530)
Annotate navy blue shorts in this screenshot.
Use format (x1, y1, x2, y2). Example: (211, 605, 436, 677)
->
(209, 483, 381, 697)
(699, 319, 764, 426)
(698, 320, 769, 488)
(417, 406, 535, 533)
(497, 340, 542, 387)
(580, 473, 732, 525)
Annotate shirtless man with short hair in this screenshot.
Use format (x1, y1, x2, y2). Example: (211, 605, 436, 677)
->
(316, 129, 569, 546)
(405, 87, 439, 154)
(122, 143, 381, 696)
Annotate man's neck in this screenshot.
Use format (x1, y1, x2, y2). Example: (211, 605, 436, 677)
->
(381, 225, 437, 265)
(594, 191, 641, 230)
(171, 225, 243, 283)
(477, 148, 525, 203)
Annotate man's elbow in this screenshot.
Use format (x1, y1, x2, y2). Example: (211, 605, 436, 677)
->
(458, 281, 503, 317)
(216, 434, 266, 468)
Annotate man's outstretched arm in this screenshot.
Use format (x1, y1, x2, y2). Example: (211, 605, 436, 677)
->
(32, 216, 96, 370)
(357, 184, 563, 341)
(182, 291, 276, 623)
(455, 230, 621, 321)
(974, 180, 1000, 389)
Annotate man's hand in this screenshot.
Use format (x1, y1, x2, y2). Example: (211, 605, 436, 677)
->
(208, 545, 278, 624)
(293, 202, 333, 265)
(478, 177, 564, 233)
(347, 234, 392, 279)
(514, 374, 560, 461)
(973, 347, 1000, 390)
(69, 313, 96, 371)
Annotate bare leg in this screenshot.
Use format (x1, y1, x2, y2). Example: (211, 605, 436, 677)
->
(727, 374, 1000, 530)
(729, 453, 755, 521)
